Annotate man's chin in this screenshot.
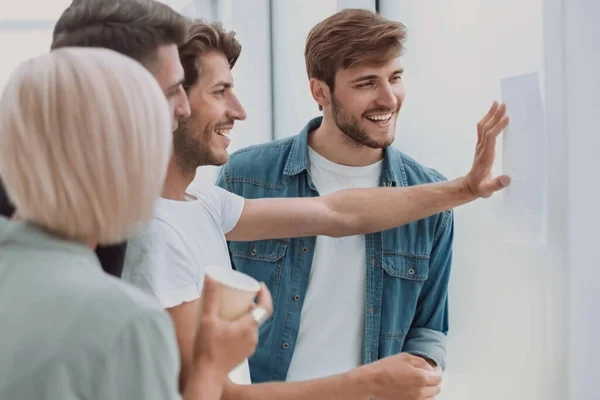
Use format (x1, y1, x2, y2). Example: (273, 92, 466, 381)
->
(207, 150, 230, 167)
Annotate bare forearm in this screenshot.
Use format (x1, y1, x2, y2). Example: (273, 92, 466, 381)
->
(228, 177, 473, 242)
(222, 367, 369, 400)
(325, 177, 473, 237)
(183, 367, 224, 400)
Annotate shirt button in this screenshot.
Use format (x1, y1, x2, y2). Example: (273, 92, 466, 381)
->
(409, 268, 415, 275)
(301, 247, 308, 253)
(294, 295, 300, 301)
(283, 343, 290, 349)
(251, 249, 257, 256)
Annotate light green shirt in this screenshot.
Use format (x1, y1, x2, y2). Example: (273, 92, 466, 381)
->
(0, 218, 182, 399)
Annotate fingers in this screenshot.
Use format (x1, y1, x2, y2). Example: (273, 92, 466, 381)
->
(408, 355, 434, 371)
(421, 381, 442, 398)
(482, 103, 508, 142)
(250, 307, 270, 326)
(420, 368, 443, 387)
(487, 115, 510, 140)
(477, 102, 508, 155)
(200, 276, 221, 319)
(228, 313, 260, 348)
(477, 101, 500, 145)
(255, 283, 274, 316)
(230, 312, 260, 331)
(421, 382, 442, 398)
(479, 105, 507, 157)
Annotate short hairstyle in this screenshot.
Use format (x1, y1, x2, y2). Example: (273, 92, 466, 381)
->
(51, 0, 188, 69)
(178, 20, 242, 92)
(0, 48, 172, 245)
(305, 9, 407, 95)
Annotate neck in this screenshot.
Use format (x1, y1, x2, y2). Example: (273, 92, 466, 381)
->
(162, 159, 196, 201)
(308, 115, 385, 167)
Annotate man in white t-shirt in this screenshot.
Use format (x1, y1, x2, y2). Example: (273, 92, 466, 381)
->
(123, 18, 510, 400)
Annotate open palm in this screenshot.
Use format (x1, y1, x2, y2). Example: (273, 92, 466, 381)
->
(464, 101, 511, 198)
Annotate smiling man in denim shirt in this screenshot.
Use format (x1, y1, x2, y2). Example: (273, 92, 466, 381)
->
(216, 9, 503, 384)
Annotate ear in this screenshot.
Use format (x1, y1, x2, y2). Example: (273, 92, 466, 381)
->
(309, 78, 331, 110)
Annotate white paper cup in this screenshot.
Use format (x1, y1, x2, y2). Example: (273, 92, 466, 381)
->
(204, 265, 261, 321)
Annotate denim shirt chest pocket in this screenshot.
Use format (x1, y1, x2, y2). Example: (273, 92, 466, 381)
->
(380, 253, 430, 344)
(229, 239, 289, 322)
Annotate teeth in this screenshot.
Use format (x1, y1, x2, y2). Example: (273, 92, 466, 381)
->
(216, 130, 230, 136)
(366, 113, 392, 121)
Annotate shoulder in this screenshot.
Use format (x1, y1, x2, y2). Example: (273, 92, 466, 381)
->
(124, 215, 194, 276)
(187, 184, 242, 209)
(224, 136, 296, 176)
(126, 216, 184, 260)
(76, 281, 177, 388)
(123, 212, 202, 308)
(84, 273, 169, 330)
(390, 147, 449, 185)
(58, 262, 173, 353)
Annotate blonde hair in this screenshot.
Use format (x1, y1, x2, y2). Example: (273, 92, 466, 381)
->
(0, 47, 172, 245)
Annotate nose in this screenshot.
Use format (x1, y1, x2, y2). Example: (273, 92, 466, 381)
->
(228, 94, 247, 121)
(376, 82, 398, 110)
(175, 87, 191, 120)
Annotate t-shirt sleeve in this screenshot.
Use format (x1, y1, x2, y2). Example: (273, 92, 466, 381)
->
(212, 185, 245, 234)
(123, 219, 200, 309)
(94, 309, 182, 400)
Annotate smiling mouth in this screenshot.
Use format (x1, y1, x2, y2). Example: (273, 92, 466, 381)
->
(364, 111, 395, 125)
(215, 128, 231, 138)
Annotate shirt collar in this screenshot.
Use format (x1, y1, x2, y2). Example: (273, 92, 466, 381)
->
(283, 116, 406, 187)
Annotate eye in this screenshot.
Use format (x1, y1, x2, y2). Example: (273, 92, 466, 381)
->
(391, 75, 403, 82)
(357, 81, 374, 88)
(167, 84, 183, 98)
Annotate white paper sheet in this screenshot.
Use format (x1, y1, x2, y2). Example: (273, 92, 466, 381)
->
(500, 72, 548, 247)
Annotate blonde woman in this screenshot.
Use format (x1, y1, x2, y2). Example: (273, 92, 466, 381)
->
(0, 48, 267, 400)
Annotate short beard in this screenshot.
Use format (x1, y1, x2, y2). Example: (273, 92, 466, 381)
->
(172, 118, 217, 173)
(331, 94, 394, 149)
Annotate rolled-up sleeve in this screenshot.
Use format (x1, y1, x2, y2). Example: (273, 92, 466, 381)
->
(95, 309, 182, 400)
(404, 210, 453, 370)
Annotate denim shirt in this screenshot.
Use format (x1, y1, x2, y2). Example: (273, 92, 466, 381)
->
(217, 117, 453, 383)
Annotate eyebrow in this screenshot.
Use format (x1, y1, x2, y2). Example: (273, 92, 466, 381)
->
(212, 81, 234, 89)
(350, 69, 405, 83)
(165, 78, 185, 93)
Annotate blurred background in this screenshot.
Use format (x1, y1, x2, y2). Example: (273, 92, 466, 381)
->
(0, 0, 598, 399)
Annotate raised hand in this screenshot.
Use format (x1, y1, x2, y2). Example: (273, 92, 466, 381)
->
(464, 101, 511, 198)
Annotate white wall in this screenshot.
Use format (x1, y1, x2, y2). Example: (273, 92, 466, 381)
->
(380, 1, 568, 399)
(563, 1, 600, 399)
(271, 0, 338, 139)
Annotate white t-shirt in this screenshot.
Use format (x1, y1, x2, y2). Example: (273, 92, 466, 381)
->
(285, 147, 383, 382)
(122, 184, 251, 384)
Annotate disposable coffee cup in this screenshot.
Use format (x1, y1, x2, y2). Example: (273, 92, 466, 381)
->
(204, 266, 265, 385)
(204, 265, 261, 321)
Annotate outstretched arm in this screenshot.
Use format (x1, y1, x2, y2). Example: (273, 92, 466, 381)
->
(226, 101, 509, 242)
